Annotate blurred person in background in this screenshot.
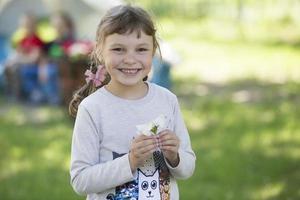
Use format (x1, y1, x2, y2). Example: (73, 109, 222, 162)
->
(47, 11, 78, 105)
(48, 11, 75, 59)
(48, 11, 93, 105)
(36, 43, 60, 105)
(33, 11, 77, 105)
(4, 12, 44, 102)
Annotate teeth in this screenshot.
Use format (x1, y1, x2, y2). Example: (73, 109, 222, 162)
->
(120, 69, 140, 74)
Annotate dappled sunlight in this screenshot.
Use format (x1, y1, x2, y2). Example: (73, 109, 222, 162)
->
(3, 105, 27, 126)
(239, 129, 300, 160)
(262, 131, 300, 160)
(42, 123, 72, 139)
(253, 182, 284, 200)
(28, 106, 66, 124)
(258, 111, 276, 124)
(42, 140, 70, 168)
(1, 103, 67, 125)
(239, 133, 257, 152)
(232, 90, 254, 103)
(0, 102, 78, 199)
(182, 109, 205, 132)
(1, 147, 33, 180)
(176, 78, 300, 199)
(0, 106, 72, 177)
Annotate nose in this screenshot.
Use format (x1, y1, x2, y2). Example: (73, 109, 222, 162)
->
(123, 52, 137, 65)
(148, 191, 151, 195)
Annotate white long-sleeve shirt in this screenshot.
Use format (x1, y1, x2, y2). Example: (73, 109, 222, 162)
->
(70, 82, 196, 200)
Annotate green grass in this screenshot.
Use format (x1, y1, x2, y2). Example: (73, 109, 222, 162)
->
(0, 105, 83, 200)
(174, 79, 300, 200)
(1, 79, 299, 200)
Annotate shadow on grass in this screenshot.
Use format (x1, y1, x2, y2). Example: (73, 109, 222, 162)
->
(174, 78, 300, 200)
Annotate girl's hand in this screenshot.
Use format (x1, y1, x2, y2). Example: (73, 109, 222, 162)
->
(129, 135, 156, 172)
(158, 130, 180, 167)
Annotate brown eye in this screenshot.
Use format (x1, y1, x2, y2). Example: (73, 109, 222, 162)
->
(112, 48, 123, 52)
(138, 48, 148, 52)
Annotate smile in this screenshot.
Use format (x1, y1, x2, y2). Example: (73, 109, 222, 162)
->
(118, 68, 141, 75)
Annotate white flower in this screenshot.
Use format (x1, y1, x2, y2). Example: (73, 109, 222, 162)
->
(153, 115, 167, 130)
(136, 115, 168, 136)
(136, 122, 154, 136)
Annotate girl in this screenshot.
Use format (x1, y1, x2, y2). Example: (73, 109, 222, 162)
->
(69, 5, 195, 200)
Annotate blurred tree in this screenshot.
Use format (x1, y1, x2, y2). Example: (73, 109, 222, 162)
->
(125, 0, 300, 23)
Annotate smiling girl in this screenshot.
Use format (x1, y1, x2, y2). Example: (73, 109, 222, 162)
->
(69, 5, 195, 200)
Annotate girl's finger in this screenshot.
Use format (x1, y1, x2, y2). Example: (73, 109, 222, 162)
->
(161, 142, 178, 148)
(139, 143, 156, 154)
(158, 131, 171, 137)
(160, 138, 179, 146)
(160, 146, 177, 153)
(159, 133, 178, 140)
(132, 135, 154, 144)
(134, 134, 152, 142)
(135, 138, 156, 149)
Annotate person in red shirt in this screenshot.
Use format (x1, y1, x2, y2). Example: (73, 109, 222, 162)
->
(11, 12, 44, 65)
(5, 12, 44, 102)
(19, 32, 43, 54)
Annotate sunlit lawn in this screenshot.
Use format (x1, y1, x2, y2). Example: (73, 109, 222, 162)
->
(1, 18, 300, 200)
(0, 105, 82, 200)
(175, 79, 300, 200)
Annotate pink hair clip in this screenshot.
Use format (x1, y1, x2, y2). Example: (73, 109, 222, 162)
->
(85, 65, 107, 87)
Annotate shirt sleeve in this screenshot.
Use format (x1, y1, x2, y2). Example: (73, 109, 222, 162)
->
(166, 97, 196, 179)
(70, 104, 134, 195)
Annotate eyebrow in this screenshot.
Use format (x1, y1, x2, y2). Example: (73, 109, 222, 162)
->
(109, 43, 151, 47)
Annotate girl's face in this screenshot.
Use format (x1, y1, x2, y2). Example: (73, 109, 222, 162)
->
(101, 31, 154, 88)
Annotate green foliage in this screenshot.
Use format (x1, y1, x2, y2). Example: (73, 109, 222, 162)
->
(126, 0, 217, 18)
(157, 17, 300, 83)
(126, 0, 300, 23)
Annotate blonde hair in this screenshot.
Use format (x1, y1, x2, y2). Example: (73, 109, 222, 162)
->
(69, 5, 160, 117)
